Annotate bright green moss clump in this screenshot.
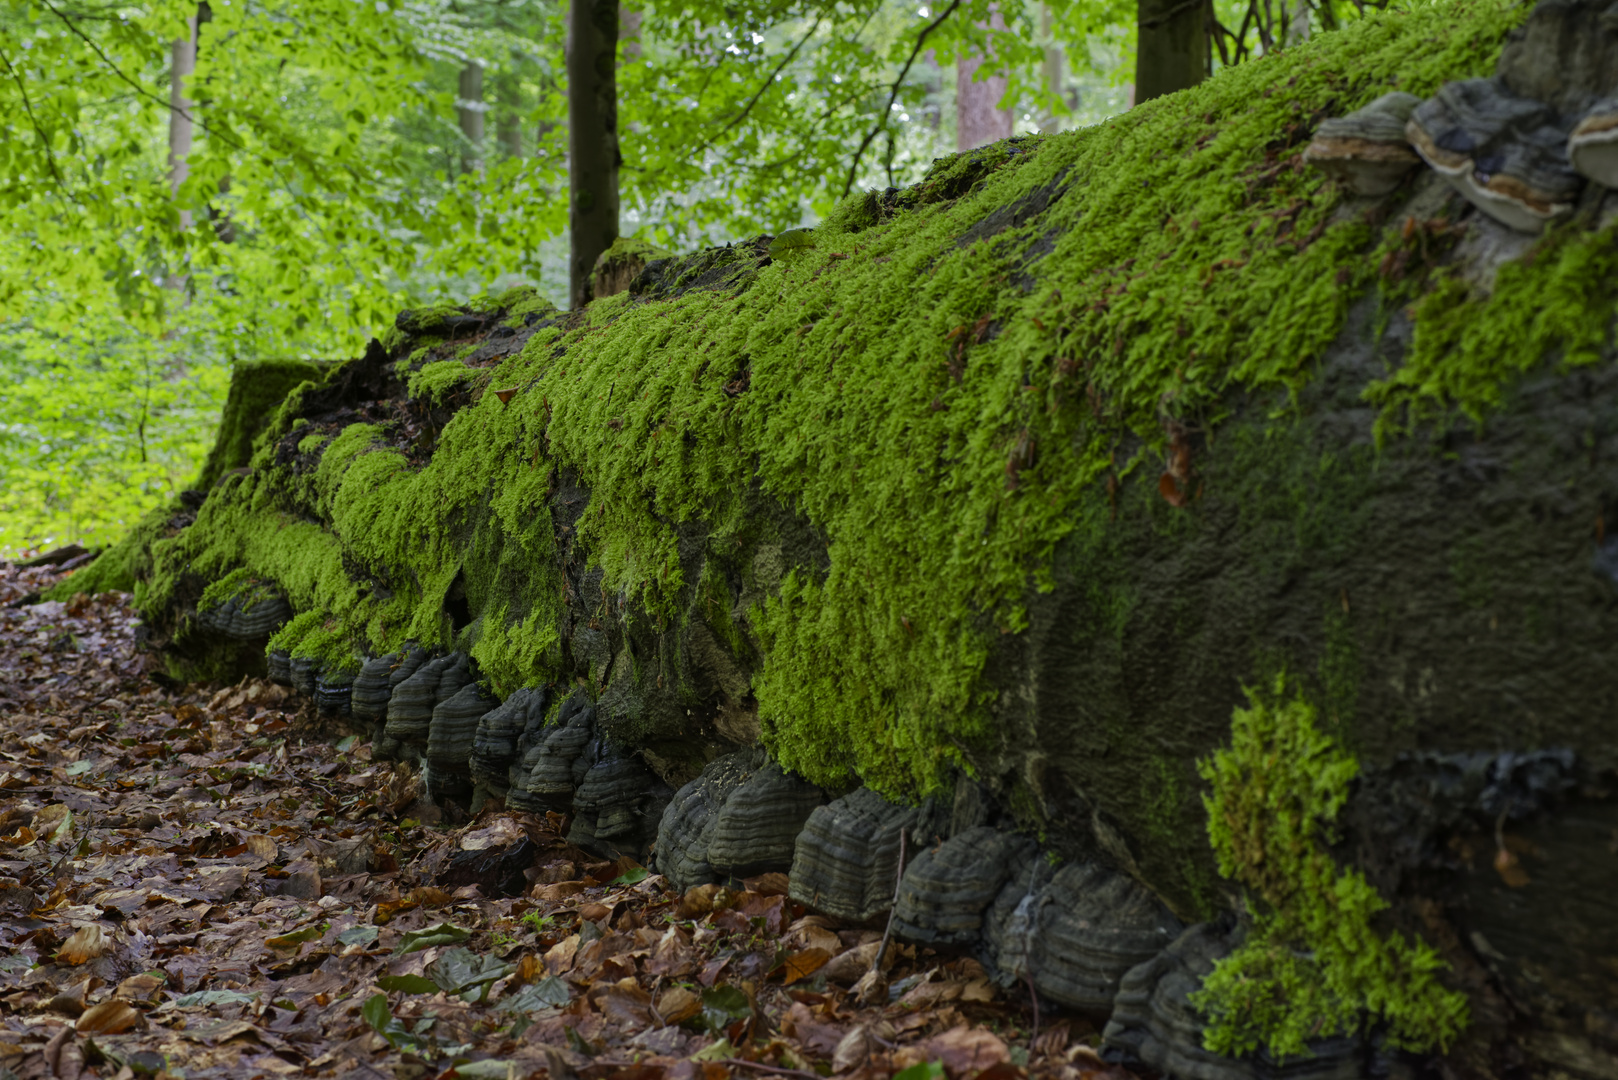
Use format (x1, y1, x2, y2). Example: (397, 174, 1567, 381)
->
(1192, 677, 1468, 1055)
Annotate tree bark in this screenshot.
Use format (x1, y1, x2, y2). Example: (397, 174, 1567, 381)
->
(1134, 0, 1206, 104)
(168, 11, 199, 213)
(956, 12, 1013, 152)
(458, 62, 486, 174)
(496, 67, 522, 159)
(569, 0, 621, 308)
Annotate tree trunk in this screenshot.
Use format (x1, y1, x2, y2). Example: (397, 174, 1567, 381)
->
(496, 67, 522, 159)
(956, 12, 1013, 152)
(458, 62, 485, 174)
(168, 12, 199, 215)
(568, 0, 621, 309)
(1134, 0, 1206, 104)
(1038, 4, 1064, 133)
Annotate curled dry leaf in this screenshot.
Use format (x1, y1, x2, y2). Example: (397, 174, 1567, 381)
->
(32, 804, 72, 843)
(821, 941, 882, 984)
(851, 967, 888, 1007)
(76, 999, 141, 1035)
(56, 924, 111, 965)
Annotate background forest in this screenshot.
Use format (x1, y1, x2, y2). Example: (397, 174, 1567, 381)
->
(0, 0, 1365, 555)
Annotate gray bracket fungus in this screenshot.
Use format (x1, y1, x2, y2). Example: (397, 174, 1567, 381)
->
(1302, 91, 1424, 196)
(787, 786, 918, 924)
(427, 682, 497, 780)
(702, 760, 826, 883)
(893, 826, 1039, 947)
(1406, 78, 1581, 234)
(1102, 923, 1365, 1080)
(469, 685, 550, 796)
(507, 690, 598, 812)
(566, 747, 673, 860)
(1569, 96, 1618, 186)
(350, 653, 401, 723)
(985, 860, 1185, 1013)
(289, 654, 321, 697)
(196, 589, 291, 641)
(267, 648, 291, 686)
(384, 653, 458, 746)
(1304, 0, 1618, 232)
(654, 749, 769, 896)
(315, 669, 354, 716)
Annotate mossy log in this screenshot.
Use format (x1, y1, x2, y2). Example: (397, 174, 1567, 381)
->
(79, 0, 1618, 1072)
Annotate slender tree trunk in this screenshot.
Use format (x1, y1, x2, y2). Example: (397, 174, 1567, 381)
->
(458, 62, 486, 174)
(1038, 4, 1063, 133)
(496, 66, 522, 159)
(568, 0, 621, 308)
(956, 11, 1012, 152)
(168, 12, 199, 217)
(1134, 0, 1207, 103)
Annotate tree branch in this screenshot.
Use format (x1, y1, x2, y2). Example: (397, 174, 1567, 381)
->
(841, 0, 961, 200)
(697, 14, 823, 157)
(0, 43, 79, 204)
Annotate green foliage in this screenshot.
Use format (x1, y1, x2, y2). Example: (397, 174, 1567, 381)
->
(1192, 676, 1468, 1056)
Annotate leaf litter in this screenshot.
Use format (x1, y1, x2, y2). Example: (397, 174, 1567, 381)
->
(0, 559, 1141, 1080)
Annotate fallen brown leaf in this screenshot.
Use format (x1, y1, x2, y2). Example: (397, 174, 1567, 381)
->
(56, 924, 111, 965)
(75, 1000, 140, 1035)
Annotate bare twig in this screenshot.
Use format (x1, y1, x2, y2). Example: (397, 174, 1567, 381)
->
(841, 0, 962, 200)
(871, 826, 908, 974)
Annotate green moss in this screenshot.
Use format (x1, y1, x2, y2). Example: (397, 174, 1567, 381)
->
(268, 609, 358, 670)
(1369, 219, 1618, 433)
(408, 360, 487, 405)
(43, 502, 174, 599)
(198, 360, 327, 490)
(296, 432, 328, 456)
(1192, 676, 1468, 1055)
(144, 0, 1543, 806)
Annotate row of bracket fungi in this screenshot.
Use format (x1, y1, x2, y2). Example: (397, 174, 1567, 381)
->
(249, 624, 1372, 1079)
(1303, 0, 1618, 233)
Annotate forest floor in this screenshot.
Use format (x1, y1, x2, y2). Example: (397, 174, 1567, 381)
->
(0, 562, 1133, 1080)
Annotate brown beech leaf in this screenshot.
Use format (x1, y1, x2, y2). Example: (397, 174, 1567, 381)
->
(76, 999, 141, 1035)
(57, 924, 111, 965)
(776, 948, 832, 986)
(655, 986, 702, 1026)
(495, 387, 519, 404)
(918, 1026, 1011, 1075)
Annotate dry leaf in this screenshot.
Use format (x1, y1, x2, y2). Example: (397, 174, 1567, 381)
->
(777, 948, 831, 985)
(851, 968, 887, 1007)
(244, 834, 279, 862)
(655, 986, 701, 1026)
(76, 999, 140, 1035)
(918, 1026, 1011, 1075)
(57, 924, 111, 965)
(32, 804, 72, 843)
(1494, 846, 1530, 888)
(821, 941, 882, 984)
(495, 387, 519, 404)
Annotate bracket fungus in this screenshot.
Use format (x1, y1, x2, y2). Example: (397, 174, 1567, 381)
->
(1102, 923, 1364, 1080)
(196, 589, 291, 640)
(315, 669, 354, 715)
(567, 748, 672, 859)
(507, 691, 597, 812)
(470, 686, 550, 796)
(703, 760, 826, 883)
(1569, 97, 1618, 186)
(788, 787, 919, 924)
(893, 827, 1038, 947)
(986, 861, 1185, 1013)
(655, 750, 766, 895)
(1303, 91, 1424, 195)
(1406, 79, 1581, 233)
(350, 653, 401, 723)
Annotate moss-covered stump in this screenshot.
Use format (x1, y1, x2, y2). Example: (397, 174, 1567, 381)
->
(83, 0, 1618, 1072)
